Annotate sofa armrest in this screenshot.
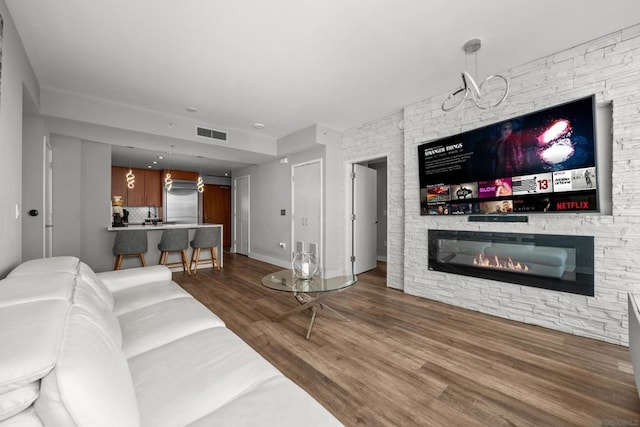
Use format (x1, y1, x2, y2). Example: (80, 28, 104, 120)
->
(96, 266, 172, 293)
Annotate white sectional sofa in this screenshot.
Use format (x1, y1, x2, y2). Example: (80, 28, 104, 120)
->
(0, 256, 341, 426)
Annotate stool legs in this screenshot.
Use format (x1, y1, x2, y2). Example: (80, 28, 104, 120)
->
(158, 250, 190, 275)
(211, 247, 221, 271)
(189, 246, 220, 274)
(114, 253, 146, 270)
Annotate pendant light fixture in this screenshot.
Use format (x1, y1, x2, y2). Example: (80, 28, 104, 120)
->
(197, 163, 204, 193)
(441, 38, 509, 112)
(126, 148, 135, 189)
(197, 175, 204, 193)
(164, 146, 174, 191)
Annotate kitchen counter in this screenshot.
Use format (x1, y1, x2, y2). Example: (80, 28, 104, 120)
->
(107, 223, 221, 231)
(106, 223, 223, 271)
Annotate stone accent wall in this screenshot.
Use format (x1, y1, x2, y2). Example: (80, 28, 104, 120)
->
(344, 24, 640, 345)
(343, 113, 405, 290)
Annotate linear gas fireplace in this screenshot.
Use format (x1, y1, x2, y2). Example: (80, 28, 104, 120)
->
(428, 230, 594, 296)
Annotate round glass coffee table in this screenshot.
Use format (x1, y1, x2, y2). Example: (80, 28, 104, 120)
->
(261, 270, 357, 339)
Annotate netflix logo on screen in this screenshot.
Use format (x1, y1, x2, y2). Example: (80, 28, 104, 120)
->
(554, 193, 597, 212)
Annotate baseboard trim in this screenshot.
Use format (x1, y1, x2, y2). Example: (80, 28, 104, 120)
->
(249, 253, 290, 270)
(377, 256, 387, 262)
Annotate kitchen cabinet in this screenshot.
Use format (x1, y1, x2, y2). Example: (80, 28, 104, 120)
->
(144, 169, 162, 206)
(162, 169, 198, 181)
(111, 166, 131, 205)
(111, 167, 162, 207)
(126, 169, 146, 206)
(202, 184, 231, 247)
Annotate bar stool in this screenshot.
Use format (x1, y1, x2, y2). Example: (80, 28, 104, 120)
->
(189, 227, 221, 274)
(113, 230, 148, 270)
(158, 229, 190, 275)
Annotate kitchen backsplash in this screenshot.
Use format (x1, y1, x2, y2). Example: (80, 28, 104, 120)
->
(125, 206, 162, 223)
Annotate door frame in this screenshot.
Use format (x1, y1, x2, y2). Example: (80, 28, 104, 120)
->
(44, 136, 53, 258)
(291, 158, 324, 275)
(345, 154, 389, 278)
(233, 174, 250, 255)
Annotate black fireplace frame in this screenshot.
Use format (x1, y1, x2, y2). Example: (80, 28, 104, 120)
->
(428, 230, 594, 297)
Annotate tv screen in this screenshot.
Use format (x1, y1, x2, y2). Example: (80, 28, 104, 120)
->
(418, 96, 597, 216)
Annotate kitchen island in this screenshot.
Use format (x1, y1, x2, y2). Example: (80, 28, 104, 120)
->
(106, 223, 223, 271)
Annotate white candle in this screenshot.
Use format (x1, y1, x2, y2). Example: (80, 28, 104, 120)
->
(301, 261, 310, 277)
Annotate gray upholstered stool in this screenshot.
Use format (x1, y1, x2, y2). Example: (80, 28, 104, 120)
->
(189, 227, 221, 274)
(113, 230, 148, 270)
(158, 229, 190, 275)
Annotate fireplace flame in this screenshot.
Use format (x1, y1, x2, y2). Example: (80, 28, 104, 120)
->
(473, 253, 529, 272)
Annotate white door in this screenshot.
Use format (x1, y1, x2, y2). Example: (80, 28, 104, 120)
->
(44, 137, 53, 258)
(292, 160, 322, 268)
(353, 164, 377, 274)
(234, 175, 250, 255)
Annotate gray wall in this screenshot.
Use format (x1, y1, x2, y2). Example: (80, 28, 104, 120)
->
(80, 141, 112, 271)
(21, 117, 49, 261)
(51, 135, 82, 256)
(234, 145, 325, 269)
(0, 0, 40, 277)
(51, 135, 112, 271)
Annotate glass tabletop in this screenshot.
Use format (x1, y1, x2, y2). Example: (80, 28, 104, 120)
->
(261, 270, 357, 293)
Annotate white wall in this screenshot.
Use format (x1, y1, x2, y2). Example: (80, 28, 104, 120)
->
(379, 25, 639, 345)
(0, 1, 39, 277)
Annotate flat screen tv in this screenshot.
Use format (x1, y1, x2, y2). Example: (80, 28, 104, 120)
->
(418, 95, 598, 216)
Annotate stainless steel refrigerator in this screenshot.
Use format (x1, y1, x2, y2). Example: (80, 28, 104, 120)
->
(164, 180, 199, 225)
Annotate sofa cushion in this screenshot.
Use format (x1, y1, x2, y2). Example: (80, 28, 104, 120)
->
(0, 382, 39, 422)
(112, 280, 192, 316)
(0, 407, 43, 426)
(0, 273, 75, 308)
(187, 376, 341, 427)
(97, 265, 172, 293)
(74, 279, 123, 347)
(119, 297, 225, 358)
(78, 262, 115, 310)
(0, 301, 68, 395)
(7, 257, 79, 277)
(35, 307, 139, 427)
(128, 327, 283, 427)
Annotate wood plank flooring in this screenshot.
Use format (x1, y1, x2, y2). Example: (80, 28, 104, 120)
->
(174, 252, 640, 426)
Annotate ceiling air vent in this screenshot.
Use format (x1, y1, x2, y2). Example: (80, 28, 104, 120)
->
(196, 126, 227, 141)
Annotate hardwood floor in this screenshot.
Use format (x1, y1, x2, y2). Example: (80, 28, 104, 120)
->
(174, 252, 640, 426)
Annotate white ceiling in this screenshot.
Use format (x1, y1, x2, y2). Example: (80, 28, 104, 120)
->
(7, 1, 640, 174)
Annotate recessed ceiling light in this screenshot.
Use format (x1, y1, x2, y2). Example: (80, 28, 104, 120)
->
(153, 161, 158, 164)
(186, 107, 198, 113)
(158, 156, 164, 160)
(253, 123, 265, 129)
(147, 165, 152, 169)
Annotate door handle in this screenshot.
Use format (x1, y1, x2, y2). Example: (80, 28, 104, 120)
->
(45, 224, 53, 228)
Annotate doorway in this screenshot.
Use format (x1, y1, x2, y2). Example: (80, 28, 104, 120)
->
(203, 184, 231, 248)
(348, 157, 388, 277)
(234, 175, 250, 255)
(44, 137, 53, 257)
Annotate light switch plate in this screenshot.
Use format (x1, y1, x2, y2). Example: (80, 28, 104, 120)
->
(15, 204, 20, 220)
